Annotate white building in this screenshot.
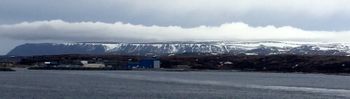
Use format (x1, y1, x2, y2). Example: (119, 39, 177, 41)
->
(80, 61, 105, 68)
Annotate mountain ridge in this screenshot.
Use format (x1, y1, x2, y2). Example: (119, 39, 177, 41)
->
(7, 41, 350, 56)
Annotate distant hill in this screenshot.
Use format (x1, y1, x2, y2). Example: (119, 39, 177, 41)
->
(7, 41, 350, 56)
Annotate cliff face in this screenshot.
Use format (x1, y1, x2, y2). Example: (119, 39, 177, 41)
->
(7, 41, 350, 56)
(7, 43, 106, 56)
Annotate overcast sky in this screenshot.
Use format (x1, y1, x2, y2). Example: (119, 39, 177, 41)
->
(1, 0, 350, 55)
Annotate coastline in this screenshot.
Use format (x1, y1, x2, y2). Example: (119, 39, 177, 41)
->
(0, 68, 15, 72)
(19, 66, 350, 76)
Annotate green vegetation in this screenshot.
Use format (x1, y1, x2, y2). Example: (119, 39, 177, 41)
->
(8, 54, 350, 73)
(161, 55, 350, 73)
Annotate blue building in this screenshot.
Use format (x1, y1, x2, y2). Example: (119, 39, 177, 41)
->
(127, 59, 160, 69)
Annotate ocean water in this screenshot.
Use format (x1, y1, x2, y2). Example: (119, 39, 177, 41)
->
(1, 69, 350, 99)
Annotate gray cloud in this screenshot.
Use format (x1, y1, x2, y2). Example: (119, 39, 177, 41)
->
(2, 0, 350, 55)
(1, 0, 350, 30)
(0, 20, 349, 42)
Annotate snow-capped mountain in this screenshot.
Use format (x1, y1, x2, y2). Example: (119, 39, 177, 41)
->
(7, 41, 350, 56)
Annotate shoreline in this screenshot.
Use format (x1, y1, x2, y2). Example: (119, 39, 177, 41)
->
(19, 66, 350, 76)
(0, 68, 16, 72)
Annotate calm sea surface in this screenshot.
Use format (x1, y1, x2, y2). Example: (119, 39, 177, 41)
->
(1, 69, 350, 99)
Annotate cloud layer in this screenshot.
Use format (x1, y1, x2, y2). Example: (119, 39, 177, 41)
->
(0, 20, 348, 42)
(2, 0, 350, 55)
(2, 0, 350, 30)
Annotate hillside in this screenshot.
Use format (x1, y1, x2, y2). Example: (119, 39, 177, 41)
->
(7, 41, 350, 56)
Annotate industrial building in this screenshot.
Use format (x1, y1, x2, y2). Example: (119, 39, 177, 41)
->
(36, 57, 161, 70)
(80, 61, 105, 68)
(127, 59, 161, 69)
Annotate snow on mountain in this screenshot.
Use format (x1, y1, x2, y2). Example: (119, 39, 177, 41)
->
(7, 41, 350, 56)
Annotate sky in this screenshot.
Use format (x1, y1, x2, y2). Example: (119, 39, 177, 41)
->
(1, 0, 350, 55)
